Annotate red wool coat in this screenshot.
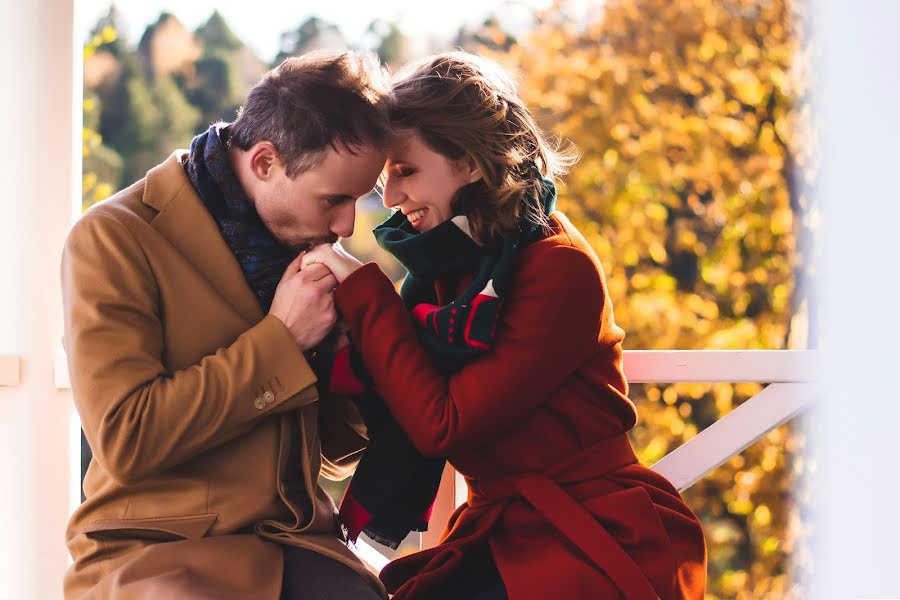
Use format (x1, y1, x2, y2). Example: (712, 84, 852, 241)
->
(334, 212, 707, 600)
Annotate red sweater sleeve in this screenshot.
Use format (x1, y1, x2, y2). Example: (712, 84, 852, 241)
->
(333, 243, 608, 457)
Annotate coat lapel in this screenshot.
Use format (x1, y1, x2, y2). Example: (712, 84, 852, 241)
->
(142, 152, 264, 326)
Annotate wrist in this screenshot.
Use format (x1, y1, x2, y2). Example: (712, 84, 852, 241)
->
(338, 262, 363, 282)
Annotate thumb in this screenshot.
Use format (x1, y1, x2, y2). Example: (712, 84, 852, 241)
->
(280, 251, 305, 282)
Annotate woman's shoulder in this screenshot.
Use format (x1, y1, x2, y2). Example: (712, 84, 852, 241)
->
(523, 211, 602, 265)
(515, 211, 607, 290)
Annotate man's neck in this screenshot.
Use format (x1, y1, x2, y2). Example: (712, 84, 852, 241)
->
(227, 146, 256, 210)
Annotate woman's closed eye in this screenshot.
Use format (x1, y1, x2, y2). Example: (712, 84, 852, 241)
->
(391, 166, 415, 178)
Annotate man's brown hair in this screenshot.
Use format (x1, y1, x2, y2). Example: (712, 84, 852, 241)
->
(230, 51, 391, 177)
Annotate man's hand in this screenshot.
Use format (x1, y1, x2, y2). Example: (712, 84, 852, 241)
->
(301, 242, 364, 283)
(269, 254, 338, 351)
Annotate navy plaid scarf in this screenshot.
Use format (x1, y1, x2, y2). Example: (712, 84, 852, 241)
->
(184, 123, 296, 313)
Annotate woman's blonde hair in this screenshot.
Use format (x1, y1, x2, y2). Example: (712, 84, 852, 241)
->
(387, 51, 577, 243)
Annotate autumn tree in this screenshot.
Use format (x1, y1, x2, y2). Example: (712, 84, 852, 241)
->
(273, 16, 348, 66)
(490, 0, 814, 597)
(82, 17, 123, 210)
(184, 11, 254, 126)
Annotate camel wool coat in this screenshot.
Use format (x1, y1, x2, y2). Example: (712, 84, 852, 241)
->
(61, 151, 385, 599)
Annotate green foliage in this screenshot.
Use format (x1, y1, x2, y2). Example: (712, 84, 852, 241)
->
(83, 10, 262, 197)
(195, 10, 243, 51)
(96, 57, 201, 184)
(187, 11, 248, 124)
(183, 51, 243, 124)
(84, 6, 127, 59)
(83, 22, 123, 210)
(365, 19, 411, 68)
(454, 15, 518, 52)
(273, 17, 348, 66)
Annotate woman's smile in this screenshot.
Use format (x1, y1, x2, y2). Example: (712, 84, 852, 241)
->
(406, 207, 429, 228)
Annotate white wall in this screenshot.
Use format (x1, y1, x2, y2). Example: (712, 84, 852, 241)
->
(815, 0, 900, 597)
(0, 0, 77, 597)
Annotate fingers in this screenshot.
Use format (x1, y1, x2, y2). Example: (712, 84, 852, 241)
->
(314, 271, 339, 293)
(299, 262, 338, 292)
(302, 262, 335, 282)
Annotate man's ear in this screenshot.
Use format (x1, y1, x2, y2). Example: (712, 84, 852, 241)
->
(247, 141, 282, 181)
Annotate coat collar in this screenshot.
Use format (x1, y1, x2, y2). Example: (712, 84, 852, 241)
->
(143, 151, 264, 325)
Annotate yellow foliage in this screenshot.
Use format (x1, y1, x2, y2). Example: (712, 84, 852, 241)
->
(490, 0, 812, 596)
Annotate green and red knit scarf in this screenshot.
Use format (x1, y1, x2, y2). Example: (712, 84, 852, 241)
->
(338, 178, 557, 548)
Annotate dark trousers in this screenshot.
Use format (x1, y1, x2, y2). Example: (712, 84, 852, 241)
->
(281, 547, 382, 600)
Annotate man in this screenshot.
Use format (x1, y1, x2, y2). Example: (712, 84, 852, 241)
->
(62, 51, 389, 599)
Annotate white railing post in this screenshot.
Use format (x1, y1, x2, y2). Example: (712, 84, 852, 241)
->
(0, 0, 77, 597)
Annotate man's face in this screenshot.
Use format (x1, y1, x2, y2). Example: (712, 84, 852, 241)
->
(253, 144, 386, 250)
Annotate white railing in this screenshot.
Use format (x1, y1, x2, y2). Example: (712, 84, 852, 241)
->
(629, 350, 815, 491)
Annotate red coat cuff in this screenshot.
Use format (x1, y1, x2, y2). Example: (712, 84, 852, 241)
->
(334, 262, 396, 319)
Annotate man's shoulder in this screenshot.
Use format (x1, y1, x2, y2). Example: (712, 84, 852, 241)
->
(73, 151, 189, 237)
(68, 180, 153, 246)
(91, 179, 152, 221)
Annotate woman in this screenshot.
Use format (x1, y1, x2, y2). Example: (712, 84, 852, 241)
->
(303, 52, 707, 600)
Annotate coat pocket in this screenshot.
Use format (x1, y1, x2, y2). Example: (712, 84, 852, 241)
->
(83, 513, 218, 542)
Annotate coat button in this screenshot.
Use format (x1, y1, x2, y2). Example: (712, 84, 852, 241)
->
(263, 391, 275, 403)
(254, 397, 266, 410)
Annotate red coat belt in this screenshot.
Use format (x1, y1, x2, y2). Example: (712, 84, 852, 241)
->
(467, 435, 660, 600)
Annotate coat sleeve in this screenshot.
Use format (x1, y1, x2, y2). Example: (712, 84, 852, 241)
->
(333, 243, 608, 457)
(62, 210, 319, 486)
(314, 347, 369, 480)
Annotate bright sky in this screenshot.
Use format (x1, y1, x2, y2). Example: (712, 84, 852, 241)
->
(77, 0, 556, 61)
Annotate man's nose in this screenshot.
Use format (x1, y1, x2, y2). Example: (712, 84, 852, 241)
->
(331, 202, 356, 239)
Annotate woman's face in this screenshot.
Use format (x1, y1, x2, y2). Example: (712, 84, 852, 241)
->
(381, 131, 481, 232)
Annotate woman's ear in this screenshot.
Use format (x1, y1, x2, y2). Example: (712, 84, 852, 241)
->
(461, 157, 482, 184)
(248, 141, 282, 182)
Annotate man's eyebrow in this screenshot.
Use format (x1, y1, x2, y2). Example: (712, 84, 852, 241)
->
(320, 193, 355, 202)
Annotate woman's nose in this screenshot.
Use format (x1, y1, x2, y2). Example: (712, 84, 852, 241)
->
(381, 178, 405, 209)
